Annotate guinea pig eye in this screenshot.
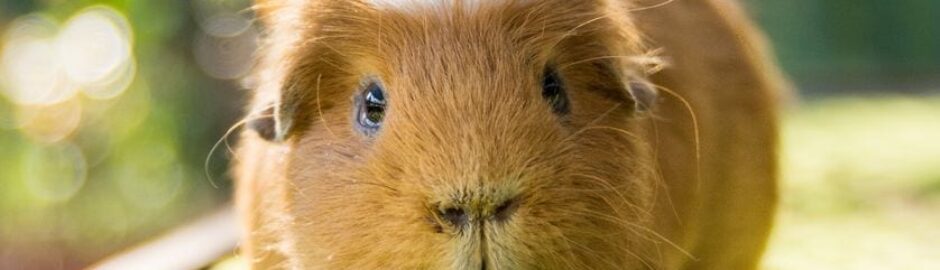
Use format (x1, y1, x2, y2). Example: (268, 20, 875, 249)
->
(542, 68, 570, 114)
(357, 82, 386, 133)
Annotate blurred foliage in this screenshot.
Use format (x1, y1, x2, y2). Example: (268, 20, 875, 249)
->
(0, 0, 252, 268)
(747, 0, 940, 92)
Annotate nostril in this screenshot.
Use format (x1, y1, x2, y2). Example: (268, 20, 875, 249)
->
(440, 207, 468, 228)
(432, 196, 519, 232)
(493, 199, 518, 222)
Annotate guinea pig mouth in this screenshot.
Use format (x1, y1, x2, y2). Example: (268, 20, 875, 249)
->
(455, 226, 495, 270)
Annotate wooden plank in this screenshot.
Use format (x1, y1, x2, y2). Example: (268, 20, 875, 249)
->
(89, 205, 240, 270)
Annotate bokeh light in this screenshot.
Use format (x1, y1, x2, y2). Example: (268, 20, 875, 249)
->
(15, 98, 82, 143)
(0, 98, 13, 130)
(114, 139, 184, 210)
(22, 142, 87, 204)
(192, 0, 259, 80)
(0, 15, 75, 105)
(57, 6, 132, 92)
(1, 1, 241, 268)
(194, 25, 258, 80)
(1, 5, 134, 107)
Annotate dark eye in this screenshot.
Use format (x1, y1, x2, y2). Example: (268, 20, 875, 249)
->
(357, 82, 386, 134)
(542, 68, 570, 114)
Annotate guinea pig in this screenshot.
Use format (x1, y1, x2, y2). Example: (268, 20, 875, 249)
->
(234, 0, 784, 269)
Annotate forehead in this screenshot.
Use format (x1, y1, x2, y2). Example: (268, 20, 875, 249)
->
(285, 0, 622, 44)
(269, 0, 644, 91)
(367, 0, 489, 11)
(265, 0, 644, 138)
(283, 0, 631, 70)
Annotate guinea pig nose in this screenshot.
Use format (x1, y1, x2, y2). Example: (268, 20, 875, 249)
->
(439, 207, 469, 228)
(435, 197, 518, 231)
(491, 198, 518, 222)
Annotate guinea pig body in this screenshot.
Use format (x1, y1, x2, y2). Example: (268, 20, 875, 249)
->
(235, 0, 783, 269)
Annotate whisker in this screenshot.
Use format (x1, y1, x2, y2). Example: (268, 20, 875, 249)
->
(629, 0, 680, 12)
(561, 103, 623, 144)
(565, 172, 649, 217)
(546, 15, 609, 52)
(558, 50, 667, 73)
(577, 125, 642, 140)
(556, 232, 629, 270)
(314, 73, 338, 139)
(205, 103, 277, 189)
(553, 168, 695, 259)
(551, 207, 691, 263)
(653, 84, 702, 193)
(622, 220, 696, 260)
(643, 112, 684, 225)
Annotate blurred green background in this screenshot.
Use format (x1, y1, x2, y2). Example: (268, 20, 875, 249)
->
(0, 0, 937, 269)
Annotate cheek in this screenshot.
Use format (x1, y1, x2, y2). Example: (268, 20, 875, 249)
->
(283, 140, 452, 268)
(489, 171, 649, 268)
(498, 122, 655, 267)
(288, 187, 451, 268)
(565, 84, 656, 207)
(571, 120, 657, 213)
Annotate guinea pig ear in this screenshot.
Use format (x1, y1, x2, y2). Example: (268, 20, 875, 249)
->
(600, 51, 660, 113)
(626, 78, 658, 113)
(245, 105, 279, 141)
(246, 98, 295, 142)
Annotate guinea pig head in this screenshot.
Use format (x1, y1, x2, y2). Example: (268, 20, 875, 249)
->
(249, 0, 661, 268)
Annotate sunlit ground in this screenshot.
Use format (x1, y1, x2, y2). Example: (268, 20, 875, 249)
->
(763, 95, 940, 269)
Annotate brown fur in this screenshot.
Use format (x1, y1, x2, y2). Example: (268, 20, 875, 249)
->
(235, 0, 784, 269)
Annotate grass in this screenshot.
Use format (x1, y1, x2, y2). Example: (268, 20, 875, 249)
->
(763, 95, 940, 269)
